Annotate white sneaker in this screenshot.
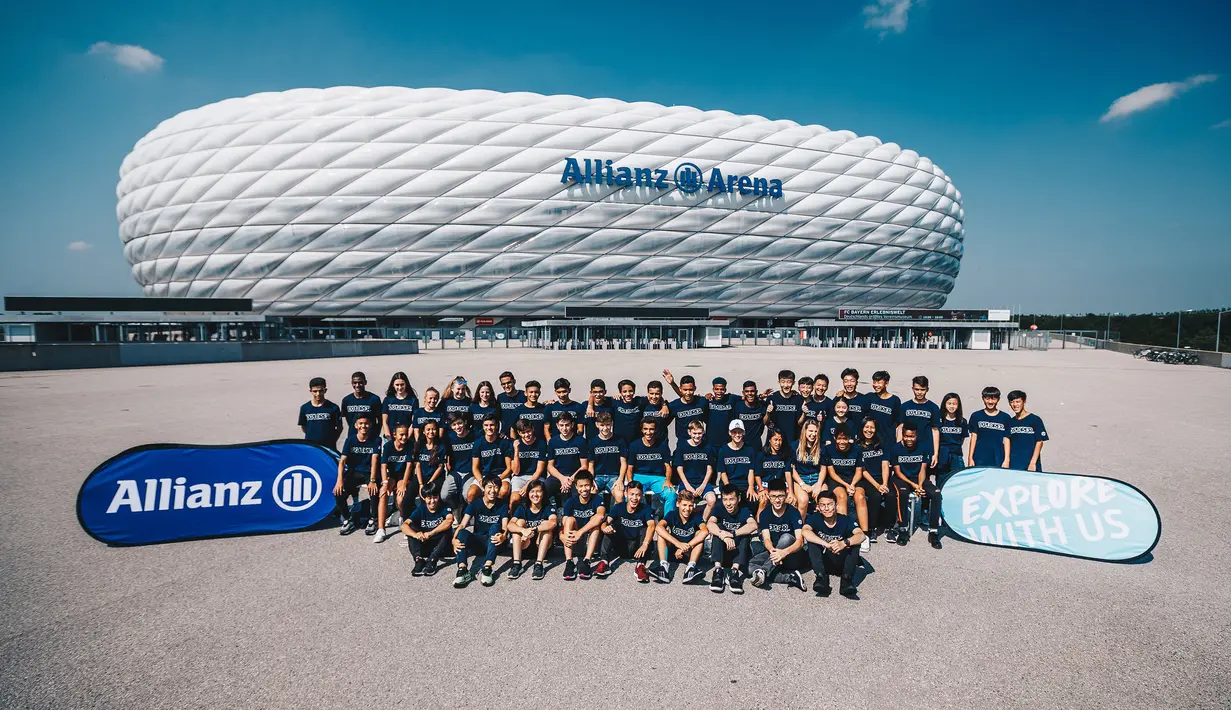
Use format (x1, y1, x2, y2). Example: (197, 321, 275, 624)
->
(373, 529, 388, 544)
(385, 511, 400, 527)
(860, 538, 870, 553)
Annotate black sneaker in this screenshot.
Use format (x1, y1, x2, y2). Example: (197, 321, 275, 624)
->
(563, 559, 577, 581)
(896, 528, 909, 546)
(885, 528, 899, 543)
(869, 528, 881, 543)
(423, 558, 439, 576)
(710, 567, 726, 593)
(682, 564, 704, 585)
(813, 576, 832, 597)
(929, 531, 943, 550)
(840, 578, 859, 600)
(532, 562, 546, 580)
(411, 558, 427, 577)
(507, 561, 523, 580)
(480, 566, 496, 587)
(578, 558, 593, 580)
(339, 519, 358, 536)
(728, 569, 745, 595)
(788, 570, 806, 591)
(453, 566, 475, 588)
(650, 561, 670, 584)
(364, 518, 379, 536)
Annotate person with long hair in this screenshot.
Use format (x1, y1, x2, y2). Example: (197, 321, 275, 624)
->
(792, 419, 825, 518)
(382, 372, 419, 440)
(822, 424, 866, 531)
(373, 423, 415, 544)
(755, 428, 792, 516)
(824, 397, 851, 445)
(469, 380, 500, 430)
(855, 418, 889, 549)
(412, 388, 444, 443)
(413, 419, 447, 504)
(936, 393, 968, 482)
(441, 375, 473, 423)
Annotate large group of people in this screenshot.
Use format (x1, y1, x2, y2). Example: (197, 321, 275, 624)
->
(297, 366, 1049, 599)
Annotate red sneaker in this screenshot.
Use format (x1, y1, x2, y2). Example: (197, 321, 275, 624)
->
(634, 562, 649, 583)
(594, 560, 612, 578)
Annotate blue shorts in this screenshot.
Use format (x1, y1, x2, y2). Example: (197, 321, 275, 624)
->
(798, 473, 819, 486)
(676, 483, 716, 499)
(594, 474, 621, 492)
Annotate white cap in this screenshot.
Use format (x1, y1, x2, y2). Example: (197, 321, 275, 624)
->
(728, 419, 745, 431)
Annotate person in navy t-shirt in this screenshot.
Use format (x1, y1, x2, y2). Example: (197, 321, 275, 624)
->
(508, 420, 548, 510)
(341, 371, 383, 436)
(704, 377, 737, 447)
(560, 472, 607, 581)
(822, 427, 865, 532)
(581, 378, 615, 438)
(749, 479, 807, 590)
(439, 375, 473, 425)
(798, 377, 827, 426)
(411, 388, 444, 443)
(470, 418, 513, 503)
(855, 418, 890, 544)
(598, 481, 656, 582)
(507, 479, 558, 581)
(625, 418, 675, 515)
(662, 371, 709, 444)
(732, 380, 769, 445)
(717, 419, 759, 503)
(640, 381, 672, 445)
(587, 411, 627, 498)
(755, 429, 792, 515)
(514, 381, 549, 441)
(468, 380, 501, 431)
(811, 373, 835, 421)
(496, 371, 526, 438)
(836, 368, 867, 429)
(706, 484, 756, 594)
(792, 420, 826, 518)
(442, 415, 475, 508)
(802, 491, 864, 599)
(451, 476, 509, 588)
(864, 371, 902, 446)
(766, 369, 804, 447)
(900, 375, 942, 460)
(672, 420, 717, 517)
(889, 423, 942, 550)
(967, 386, 1013, 468)
(1007, 390, 1049, 471)
(544, 378, 588, 439)
(823, 397, 853, 445)
(335, 416, 381, 536)
(381, 372, 419, 440)
(298, 377, 343, 449)
(611, 379, 649, 447)
(375, 424, 415, 544)
(654, 490, 709, 584)
(936, 393, 969, 480)
(401, 484, 454, 577)
(413, 420, 448, 503)
(545, 411, 590, 503)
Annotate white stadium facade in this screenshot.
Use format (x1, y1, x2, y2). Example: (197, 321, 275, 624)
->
(116, 87, 966, 330)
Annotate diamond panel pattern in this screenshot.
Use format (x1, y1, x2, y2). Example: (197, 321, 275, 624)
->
(117, 87, 965, 317)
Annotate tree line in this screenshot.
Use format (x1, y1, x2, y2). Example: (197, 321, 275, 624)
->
(1019, 309, 1229, 352)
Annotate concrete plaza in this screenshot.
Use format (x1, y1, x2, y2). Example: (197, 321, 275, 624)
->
(0, 346, 1227, 708)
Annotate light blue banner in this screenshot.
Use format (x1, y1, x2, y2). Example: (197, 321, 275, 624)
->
(939, 467, 1160, 562)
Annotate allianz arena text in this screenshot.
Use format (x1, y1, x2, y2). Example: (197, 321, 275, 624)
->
(116, 87, 965, 318)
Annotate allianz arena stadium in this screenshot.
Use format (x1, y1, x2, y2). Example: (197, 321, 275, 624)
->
(116, 87, 965, 320)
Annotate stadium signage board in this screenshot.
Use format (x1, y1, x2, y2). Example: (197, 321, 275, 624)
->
(78, 440, 340, 546)
(939, 468, 1161, 562)
(560, 157, 784, 198)
(837, 309, 1011, 322)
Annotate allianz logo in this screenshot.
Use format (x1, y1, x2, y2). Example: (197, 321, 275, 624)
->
(105, 465, 323, 514)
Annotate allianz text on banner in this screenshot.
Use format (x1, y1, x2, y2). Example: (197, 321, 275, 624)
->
(938, 468, 1160, 562)
(78, 440, 341, 546)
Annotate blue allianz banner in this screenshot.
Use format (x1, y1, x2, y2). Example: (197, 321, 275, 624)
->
(939, 468, 1161, 562)
(78, 440, 340, 546)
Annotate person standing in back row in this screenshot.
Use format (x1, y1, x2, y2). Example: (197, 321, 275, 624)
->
(497, 371, 526, 438)
(766, 369, 804, 448)
(864, 371, 901, 445)
(341, 372, 383, 436)
(299, 377, 343, 450)
(899, 376, 941, 465)
(968, 386, 1013, 468)
(1006, 390, 1048, 472)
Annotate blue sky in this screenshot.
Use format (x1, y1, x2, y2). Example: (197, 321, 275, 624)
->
(0, 0, 1228, 313)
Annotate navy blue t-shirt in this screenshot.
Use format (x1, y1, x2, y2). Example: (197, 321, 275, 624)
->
(381, 394, 419, 433)
(640, 398, 671, 443)
(970, 410, 1014, 466)
(382, 439, 414, 479)
(710, 504, 755, 535)
(341, 434, 381, 475)
(627, 438, 672, 477)
(408, 501, 452, 534)
(298, 400, 343, 447)
(445, 430, 476, 475)
(757, 448, 792, 484)
(812, 396, 835, 421)
(548, 434, 590, 477)
(716, 443, 758, 490)
(857, 439, 887, 480)
(496, 390, 526, 436)
(802, 398, 827, 423)
(468, 401, 500, 428)
(767, 391, 804, 443)
(732, 397, 768, 444)
(824, 417, 855, 445)
(415, 440, 447, 482)
(463, 499, 508, 538)
(891, 440, 932, 479)
(472, 436, 513, 476)
(805, 512, 858, 543)
(341, 391, 383, 430)
(838, 392, 867, 428)
(672, 439, 714, 488)
(758, 506, 803, 539)
(938, 417, 969, 450)
(1008, 413, 1048, 470)
(668, 397, 709, 443)
(662, 508, 705, 542)
(441, 396, 473, 423)
(512, 437, 549, 475)
(412, 407, 444, 434)
(587, 436, 626, 477)
(545, 400, 588, 434)
(562, 494, 605, 524)
(706, 393, 736, 446)
(513, 504, 556, 529)
(611, 396, 647, 444)
(581, 398, 615, 436)
(514, 402, 548, 436)
(607, 502, 654, 542)
(793, 449, 824, 482)
(864, 393, 901, 442)
(901, 399, 942, 440)
(823, 442, 863, 483)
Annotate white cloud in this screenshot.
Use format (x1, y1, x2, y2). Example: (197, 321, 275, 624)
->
(1212, 119, 1231, 130)
(87, 42, 164, 72)
(864, 0, 914, 36)
(1100, 74, 1218, 123)
(67, 241, 93, 252)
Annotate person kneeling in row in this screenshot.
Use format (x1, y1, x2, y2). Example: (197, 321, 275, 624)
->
(802, 492, 864, 599)
(402, 484, 454, 577)
(598, 480, 656, 581)
(507, 479, 557, 581)
(452, 476, 509, 589)
(707, 484, 757, 595)
(749, 479, 807, 591)
(655, 490, 709, 585)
